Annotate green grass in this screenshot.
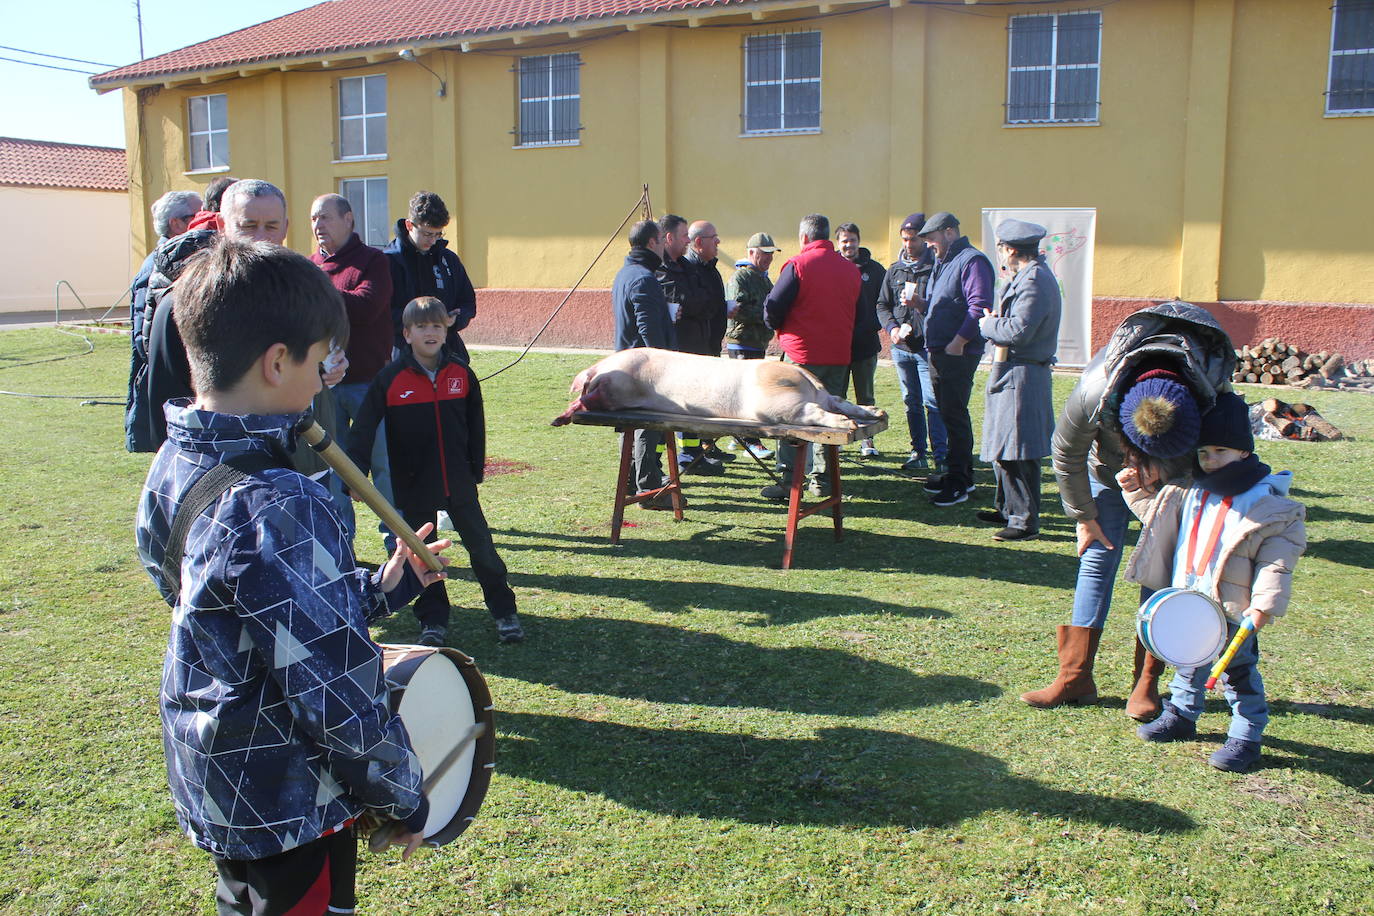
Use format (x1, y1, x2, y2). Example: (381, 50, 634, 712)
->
(1, 328, 1371, 915)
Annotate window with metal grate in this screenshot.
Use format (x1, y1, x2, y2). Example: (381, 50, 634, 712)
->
(1006, 12, 1101, 125)
(516, 53, 582, 146)
(742, 31, 822, 134)
(1328, 0, 1374, 114)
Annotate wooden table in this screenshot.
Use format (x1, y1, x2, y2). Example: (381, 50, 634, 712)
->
(569, 409, 888, 569)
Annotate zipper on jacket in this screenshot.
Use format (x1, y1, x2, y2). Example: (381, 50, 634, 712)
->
(429, 375, 451, 499)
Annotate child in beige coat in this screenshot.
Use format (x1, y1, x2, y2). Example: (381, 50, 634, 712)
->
(1117, 392, 1306, 772)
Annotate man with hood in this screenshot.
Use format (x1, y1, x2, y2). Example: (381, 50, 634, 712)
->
(384, 191, 476, 362)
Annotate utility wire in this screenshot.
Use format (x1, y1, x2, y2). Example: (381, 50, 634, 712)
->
(0, 44, 116, 68)
(0, 56, 98, 75)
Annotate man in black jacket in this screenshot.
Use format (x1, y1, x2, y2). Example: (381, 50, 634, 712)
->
(613, 220, 678, 507)
(836, 222, 885, 457)
(383, 191, 476, 361)
(875, 212, 947, 476)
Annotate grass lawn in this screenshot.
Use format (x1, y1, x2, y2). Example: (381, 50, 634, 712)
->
(0, 328, 1371, 915)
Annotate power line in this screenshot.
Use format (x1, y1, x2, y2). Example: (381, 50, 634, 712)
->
(0, 44, 115, 68)
(0, 55, 98, 75)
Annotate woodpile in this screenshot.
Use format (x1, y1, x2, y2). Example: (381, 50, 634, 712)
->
(1233, 339, 1374, 391)
(1257, 397, 1345, 441)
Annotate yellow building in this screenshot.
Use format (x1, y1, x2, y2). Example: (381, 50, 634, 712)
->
(91, 0, 1374, 357)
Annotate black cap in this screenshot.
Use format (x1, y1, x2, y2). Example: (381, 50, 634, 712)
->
(1198, 392, 1255, 453)
(900, 212, 927, 233)
(918, 211, 959, 236)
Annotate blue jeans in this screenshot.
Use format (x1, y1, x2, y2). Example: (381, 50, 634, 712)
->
(891, 346, 946, 459)
(1169, 623, 1268, 742)
(1069, 477, 1148, 628)
(333, 381, 395, 547)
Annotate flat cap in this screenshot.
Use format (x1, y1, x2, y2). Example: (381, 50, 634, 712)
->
(746, 231, 779, 252)
(917, 211, 959, 236)
(899, 212, 927, 232)
(996, 218, 1048, 248)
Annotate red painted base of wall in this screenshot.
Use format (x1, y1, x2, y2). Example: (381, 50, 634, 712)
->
(466, 289, 1374, 362)
(1091, 298, 1374, 361)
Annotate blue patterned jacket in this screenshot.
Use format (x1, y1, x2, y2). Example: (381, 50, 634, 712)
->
(136, 402, 427, 860)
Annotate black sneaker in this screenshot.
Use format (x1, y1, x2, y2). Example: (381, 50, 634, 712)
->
(639, 491, 685, 511)
(496, 613, 525, 643)
(704, 444, 736, 463)
(681, 456, 725, 476)
(930, 486, 968, 507)
(418, 625, 447, 647)
(922, 475, 947, 494)
(992, 526, 1037, 541)
(760, 482, 790, 501)
(976, 510, 1008, 525)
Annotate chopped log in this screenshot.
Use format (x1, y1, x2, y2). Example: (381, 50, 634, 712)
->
(1281, 355, 1302, 373)
(1320, 354, 1345, 379)
(1244, 372, 1259, 383)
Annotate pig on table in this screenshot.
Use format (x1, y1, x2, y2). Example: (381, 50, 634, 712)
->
(552, 348, 884, 431)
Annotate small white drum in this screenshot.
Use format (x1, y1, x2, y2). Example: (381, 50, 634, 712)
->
(1137, 587, 1228, 668)
(380, 644, 495, 845)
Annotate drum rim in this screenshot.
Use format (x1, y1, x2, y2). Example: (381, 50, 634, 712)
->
(1137, 588, 1228, 668)
(381, 644, 495, 846)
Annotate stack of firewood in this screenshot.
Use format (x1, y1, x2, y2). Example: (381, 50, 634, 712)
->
(1257, 397, 1344, 441)
(1233, 339, 1374, 390)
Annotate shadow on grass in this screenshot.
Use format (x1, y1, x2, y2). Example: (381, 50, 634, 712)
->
(497, 713, 1196, 832)
(506, 570, 948, 624)
(1255, 735, 1374, 792)
(404, 616, 994, 716)
(493, 526, 1082, 581)
(1300, 537, 1374, 568)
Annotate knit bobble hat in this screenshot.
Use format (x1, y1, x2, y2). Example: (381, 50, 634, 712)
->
(1198, 391, 1254, 453)
(1119, 373, 1202, 458)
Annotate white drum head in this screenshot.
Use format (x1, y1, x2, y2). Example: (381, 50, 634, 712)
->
(396, 652, 477, 839)
(1149, 591, 1227, 668)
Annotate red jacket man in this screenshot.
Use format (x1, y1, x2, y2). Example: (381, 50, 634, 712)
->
(763, 215, 861, 369)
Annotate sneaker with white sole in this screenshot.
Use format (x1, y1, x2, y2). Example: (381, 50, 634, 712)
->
(496, 613, 525, 643)
(418, 625, 447, 647)
(930, 486, 968, 507)
(745, 442, 774, 461)
(901, 453, 930, 475)
(859, 439, 880, 457)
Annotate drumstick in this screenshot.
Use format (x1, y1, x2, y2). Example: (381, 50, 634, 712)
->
(1204, 617, 1257, 690)
(367, 721, 488, 853)
(295, 418, 444, 574)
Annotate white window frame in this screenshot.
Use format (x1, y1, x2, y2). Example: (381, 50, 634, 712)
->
(1005, 11, 1102, 125)
(741, 31, 823, 136)
(1326, 0, 1374, 116)
(338, 176, 389, 248)
(338, 74, 388, 160)
(516, 53, 582, 147)
(187, 94, 230, 172)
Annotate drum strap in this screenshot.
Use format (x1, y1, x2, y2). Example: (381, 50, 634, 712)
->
(1184, 492, 1234, 582)
(161, 452, 287, 598)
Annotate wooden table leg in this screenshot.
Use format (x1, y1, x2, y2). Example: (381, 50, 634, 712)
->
(610, 427, 636, 544)
(825, 443, 844, 541)
(781, 440, 807, 570)
(663, 434, 684, 519)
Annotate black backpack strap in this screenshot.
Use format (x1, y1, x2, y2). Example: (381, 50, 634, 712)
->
(160, 453, 285, 598)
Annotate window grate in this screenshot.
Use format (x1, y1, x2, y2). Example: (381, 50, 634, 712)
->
(188, 94, 229, 170)
(339, 75, 387, 158)
(339, 177, 389, 248)
(1005, 12, 1101, 124)
(742, 31, 822, 134)
(516, 53, 582, 146)
(1327, 0, 1374, 113)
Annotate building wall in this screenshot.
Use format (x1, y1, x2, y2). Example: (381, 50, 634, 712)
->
(120, 0, 1373, 355)
(0, 186, 131, 314)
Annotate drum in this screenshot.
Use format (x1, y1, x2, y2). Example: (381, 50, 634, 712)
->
(1137, 587, 1228, 668)
(380, 644, 495, 845)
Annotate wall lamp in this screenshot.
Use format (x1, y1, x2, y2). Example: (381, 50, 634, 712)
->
(399, 48, 447, 97)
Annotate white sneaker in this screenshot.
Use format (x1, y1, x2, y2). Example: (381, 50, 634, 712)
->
(746, 442, 774, 460)
(859, 439, 880, 457)
(436, 510, 453, 530)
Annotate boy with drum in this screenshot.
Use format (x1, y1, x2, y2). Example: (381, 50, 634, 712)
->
(136, 238, 448, 913)
(1116, 391, 1306, 772)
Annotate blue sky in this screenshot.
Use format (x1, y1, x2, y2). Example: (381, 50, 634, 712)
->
(0, 0, 319, 148)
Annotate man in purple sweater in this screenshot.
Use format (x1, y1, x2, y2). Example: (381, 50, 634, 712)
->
(917, 212, 993, 508)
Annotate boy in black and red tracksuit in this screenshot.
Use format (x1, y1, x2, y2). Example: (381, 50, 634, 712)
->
(348, 296, 523, 645)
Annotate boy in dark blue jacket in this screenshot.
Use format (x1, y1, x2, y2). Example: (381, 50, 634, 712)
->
(136, 237, 449, 913)
(348, 296, 523, 645)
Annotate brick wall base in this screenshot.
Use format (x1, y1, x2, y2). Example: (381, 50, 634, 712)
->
(464, 289, 1374, 362)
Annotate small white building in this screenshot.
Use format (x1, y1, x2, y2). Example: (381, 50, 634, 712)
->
(0, 137, 131, 316)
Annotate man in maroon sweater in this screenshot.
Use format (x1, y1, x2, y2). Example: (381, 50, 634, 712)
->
(310, 193, 395, 544)
(760, 213, 862, 498)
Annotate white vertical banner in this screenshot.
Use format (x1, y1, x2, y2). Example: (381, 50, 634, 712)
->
(981, 208, 1096, 367)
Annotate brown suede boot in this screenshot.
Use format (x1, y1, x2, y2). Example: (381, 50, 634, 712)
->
(1126, 638, 1166, 722)
(1020, 625, 1102, 708)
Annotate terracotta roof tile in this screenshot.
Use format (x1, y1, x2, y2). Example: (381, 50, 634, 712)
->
(91, 0, 746, 87)
(0, 137, 128, 192)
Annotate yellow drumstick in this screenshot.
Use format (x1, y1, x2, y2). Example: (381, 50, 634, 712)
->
(1205, 617, 1257, 690)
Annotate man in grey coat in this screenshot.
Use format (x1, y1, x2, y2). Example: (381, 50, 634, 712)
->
(612, 219, 678, 507)
(976, 219, 1062, 541)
